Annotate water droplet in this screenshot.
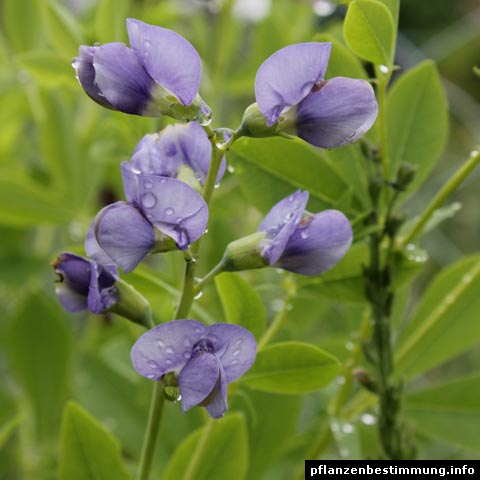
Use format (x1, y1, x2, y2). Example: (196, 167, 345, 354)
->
(184, 338, 191, 347)
(204, 228, 209, 234)
(345, 341, 354, 351)
(379, 64, 389, 74)
(271, 298, 285, 312)
(183, 352, 191, 359)
(165, 359, 172, 366)
(143, 39, 151, 49)
(164, 385, 182, 403)
(147, 360, 158, 369)
(164, 207, 175, 216)
(142, 192, 157, 208)
(147, 374, 156, 379)
(300, 229, 309, 240)
(131, 166, 142, 174)
(227, 165, 235, 173)
(230, 359, 239, 365)
(342, 423, 354, 434)
(165, 347, 174, 355)
(194, 290, 203, 300)
(145, 181, 153, 189)
(284, 212, 294, 221)
(71, 58, 79, 69)
(301, 83, 313, 97)
(462, 274, 472, 283)
(93, 42, 101, 47)
(143, 51, 149, 59)
(361, 413, 376, 425)
(157, 340, 165, 348)
(330, 421, 340, 433)
(160, 177, 167, 184)
(470, 149, 479, 157)
(214, 183, 220, 189)
(233, 349, 241, 356)
(336, 376, 346, 385)
(235, 338, 243, 346)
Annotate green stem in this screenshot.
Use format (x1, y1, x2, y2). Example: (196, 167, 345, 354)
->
(399, 148, 480, 247)
(137, 382, 165, 480)
(257, 294, 293, 350)
(374, 67, 391, 189)
(193, 258, 226, 295)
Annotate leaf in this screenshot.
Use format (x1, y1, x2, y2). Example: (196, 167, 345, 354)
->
(241, 342, 341, 394)
(163, 414, 248, 480)
(0, 172, 72, 226)
(405, 375, 480, 451)
(343, 0, 395, 66)
(0, 415, 22, 450)
(314, 33, 368, 80)
(44, 0, 84, 56)
(298, 242, 426, 304)
(5, 292, 72, 439)
(94, 0, 130, 42)
(59, 402, 131, 480)
(229, 137, 356, 215)
(387, 61, 448, 192)
(376, 0, 399, 21)
(15, 51, 75, 87)
(3, 0, 42, 52)
(215, 272, 267, 340)
(395, 255, 480, 378)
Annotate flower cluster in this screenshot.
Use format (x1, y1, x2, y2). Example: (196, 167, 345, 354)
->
(53, 18, 378, 418)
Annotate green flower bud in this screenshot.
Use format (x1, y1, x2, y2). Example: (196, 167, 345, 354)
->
(109, 279, 152, 328)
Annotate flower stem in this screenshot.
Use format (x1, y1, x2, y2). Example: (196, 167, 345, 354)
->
(193, 258, 227, 295)
(182, 418, 214, 480)
(136, 381, 165, 480)
(257, 300, 291, 350)
(398, 148, 480, 247)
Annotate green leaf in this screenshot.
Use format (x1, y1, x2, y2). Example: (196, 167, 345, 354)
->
(387, 61, 448, 192)
(405, 375, 480, 451)
(299, 242, 426, 304)
(3, 0, 42, 52)
(0, 172, 72, 226)
(15, 51, 75, 87)
(343, 0, 395, 65)
(94, 0, 130, 42)
(314, 33, 368, 80)
(0, 415, 22, 450)
(5, 293, 72, 439)
(44, 0, 84, 56)
(395, 255, 480, 378)
(376, 0, 399, 21)
(163, 414, 248, 480)
(59, 402, 131, 480)
(230, 137, 356, 215)
(241, 342, 341, 394)
(215, 272, 266, 340)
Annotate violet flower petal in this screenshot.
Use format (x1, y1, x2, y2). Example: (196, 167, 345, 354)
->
(85, 222, 118, 268)
(207, 323, 257, 383)
(178, 352, 220, 412)
(87, 261, 118, 314)
(74, 46, 115, 110)
(127, 18, 201, 106)
(258, 190, 309, 264)
(205, 364, 228, 419)
(92, 42, 153, 115)
(255, 43, 332, 125)
(296, 77, 378, 149)
(137, 175, 208, 250)
(276, 209, 353, 276)
(131, 319, 207, 380)
(94, 202, 155, 273)
(53, 253, 91, 312)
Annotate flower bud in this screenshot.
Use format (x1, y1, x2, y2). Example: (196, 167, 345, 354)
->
(222, 232, 269, 271)
(395, 162, 417, 191)
(237, 103, 282, 139)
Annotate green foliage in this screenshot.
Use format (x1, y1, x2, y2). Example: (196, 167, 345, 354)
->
(387, 61, 449, 192)
(242, 342, 341, 394)
(344, 0, 395, 65)
(396, 255, 480, 378)
(163, 414, 248, 480)
(230, 137, 356, 215)
(59, 402, 131, 480)
(215, 272, 267, 339)
(405, 375, 480, 451)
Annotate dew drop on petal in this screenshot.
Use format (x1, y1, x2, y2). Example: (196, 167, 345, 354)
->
(235, 338, 243, 346)
(194, 290, 203, 300)
(143, 39, 151, 49)
(230, 359, 239, 365)
(300, 229, 309, 240)
(147, 360, 158, 369)
(145, 181, 153, 189)
(156, 340, 165, 349)
(93, 42, 101, 47)
(233, 349, 241, 356)
(164, 207, 175, 216)
(165, 347, 174, 355)
(183, 352, 191, 359)
(142, 192, 157, 208)
(160, 177, 167, 184)
(147, 374, 156, 379)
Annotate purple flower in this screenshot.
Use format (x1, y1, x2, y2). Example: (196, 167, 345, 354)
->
(131, 320, 256, 418)
(73, 19, 209, 120)
(51, 252, 118, 314)
(253, 43, 378, 148)
(126, 122, 226, 186)
(258, 190, 352, 276)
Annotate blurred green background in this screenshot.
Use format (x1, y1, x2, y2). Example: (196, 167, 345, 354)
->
(0, 0, 479, 478)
